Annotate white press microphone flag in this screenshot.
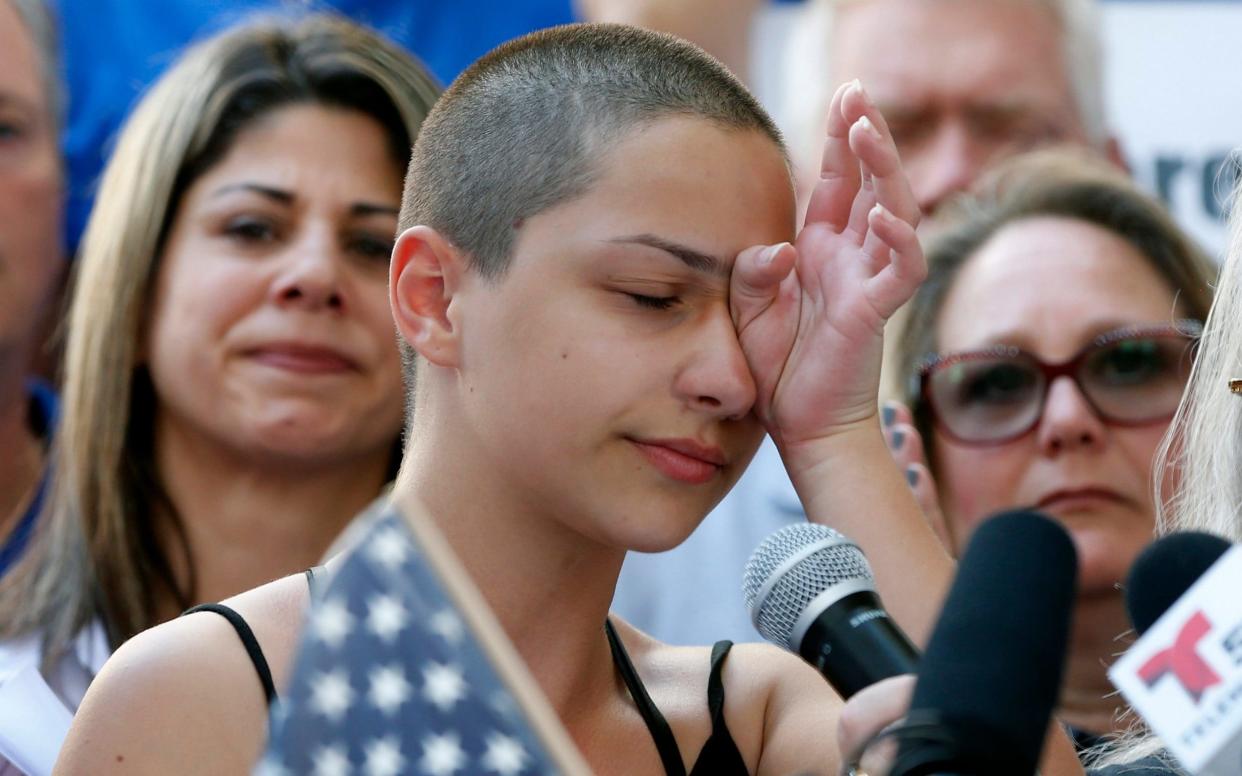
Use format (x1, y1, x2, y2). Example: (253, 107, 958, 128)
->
(1110, 545, 1242, 775)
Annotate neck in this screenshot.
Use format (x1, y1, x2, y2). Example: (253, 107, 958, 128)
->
(0, 363, 42, 548)
(151, 417, 391, 622)
(397, 418, 626, 727)
(1058, 591, 1132, 738)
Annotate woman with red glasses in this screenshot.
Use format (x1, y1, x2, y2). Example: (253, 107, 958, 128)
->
(884, 148, 1216, 748)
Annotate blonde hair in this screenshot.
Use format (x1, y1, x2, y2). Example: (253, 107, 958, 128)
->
(1094, 166, 1242, 768)
(0, 14, 440, 665)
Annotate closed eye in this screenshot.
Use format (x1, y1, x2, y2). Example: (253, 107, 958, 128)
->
(625, 292, 679, 311)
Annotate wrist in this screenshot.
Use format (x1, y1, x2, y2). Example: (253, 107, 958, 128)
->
(774, 414, 886, 489)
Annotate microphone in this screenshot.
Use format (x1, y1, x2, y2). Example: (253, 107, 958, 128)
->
(1109, 532, 1242, 776)
(891, 509, 1077, 776)
(742, 523, 919, 699)
(1125, 531, 1230, 636)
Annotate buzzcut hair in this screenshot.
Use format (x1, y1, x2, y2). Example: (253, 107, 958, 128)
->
(399, 22, 786, 281)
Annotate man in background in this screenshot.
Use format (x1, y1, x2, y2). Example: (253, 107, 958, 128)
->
(785, 0, 1124, 219)
(0, 0, 63, 577)
(613, 0, 1125, 646)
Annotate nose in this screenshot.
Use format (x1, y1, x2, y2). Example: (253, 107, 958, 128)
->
(910, 122, 987, 217)
(673, 309, 757, 420)
(1035, 376, 1107, 455)
(271, 225, 346, 312)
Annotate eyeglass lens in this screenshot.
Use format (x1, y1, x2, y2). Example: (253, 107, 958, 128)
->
(928, 335, 1194, 443)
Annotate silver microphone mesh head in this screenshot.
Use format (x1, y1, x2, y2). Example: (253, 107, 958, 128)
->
(742, 523, 876, 648)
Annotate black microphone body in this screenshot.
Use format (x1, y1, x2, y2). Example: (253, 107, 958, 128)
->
(796, 589, 919, 698)
(892, 510, 1078, 776)
(1125, 531, 1231, 636)
(743, 523, 920, 699)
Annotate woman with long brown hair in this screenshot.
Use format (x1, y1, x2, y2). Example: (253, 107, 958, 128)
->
(0, 15, 439, 773)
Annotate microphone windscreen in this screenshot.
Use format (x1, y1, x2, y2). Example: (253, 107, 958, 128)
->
(904, 510, 1077, 775)
(742, 523, 874, 648)
(1125, 531, 1231, 636)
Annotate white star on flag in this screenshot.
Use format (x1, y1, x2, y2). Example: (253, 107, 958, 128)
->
(313, 597, 354, 650)
(311, 744, 351, 776)
(428, 608, 464, 644)
(420, 732, 466, 776)
(423, 661, 468, 712)
(367, 593, 409, 643)
(364, 735, 405, 776)
(262, 511, 561, 776)
(309, 668, 355, 722)
(368, 663, 412, 716)
(482, 732, 529, 775)
(365, 526, 411, 570)
(254, 758, 290, 776)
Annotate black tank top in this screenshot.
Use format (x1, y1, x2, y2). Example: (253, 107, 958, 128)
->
(186, 579, 749, 775)
(604, 619, 749, 776)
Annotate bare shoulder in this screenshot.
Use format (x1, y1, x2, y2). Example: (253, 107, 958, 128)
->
(608, 619, 843, 775)
(717, 642, 844, 774)
(55, 572, 313, 776)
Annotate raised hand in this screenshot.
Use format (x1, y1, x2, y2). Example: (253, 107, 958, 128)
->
(731, 80, 925, 450)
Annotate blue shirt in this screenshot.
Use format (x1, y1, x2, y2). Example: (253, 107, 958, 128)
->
(51, 0, 578, 252)
(0, 380, 58, 578)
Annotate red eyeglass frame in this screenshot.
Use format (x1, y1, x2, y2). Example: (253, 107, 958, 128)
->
(913, 319, 1203, 446)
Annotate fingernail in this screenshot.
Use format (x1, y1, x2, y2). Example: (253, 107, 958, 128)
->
(881, 405, 895, 427)
(891, 430, 906, 450)
(906, 466, 919, 488)
(870, 203, 888, 222)
(760, 243, 786, 265)
(857, 115, 879, 138)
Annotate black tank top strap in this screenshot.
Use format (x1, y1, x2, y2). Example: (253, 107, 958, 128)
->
(604, 619, 687, 776)
(304, 564, 327, 597)
(182, 602, 278, 707)
(688, 640, 748, 775)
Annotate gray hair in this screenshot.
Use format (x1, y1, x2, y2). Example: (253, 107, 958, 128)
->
(7, 0, 64, 135)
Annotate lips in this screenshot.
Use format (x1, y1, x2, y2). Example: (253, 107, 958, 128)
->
(629, 437, 727, 485)
(1035, 487, 1126, 512)
(245, 342, 360, 374)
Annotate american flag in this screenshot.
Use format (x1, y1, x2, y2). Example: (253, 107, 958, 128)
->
(258, 509, 564, 776)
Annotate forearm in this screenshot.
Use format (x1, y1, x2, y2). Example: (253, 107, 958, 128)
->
(779, 418, 954, 645)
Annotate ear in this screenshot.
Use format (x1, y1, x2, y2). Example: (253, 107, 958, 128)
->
(390, 225, 468, 368)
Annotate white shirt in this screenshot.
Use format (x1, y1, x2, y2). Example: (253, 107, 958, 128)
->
(0, 623, 110, 776)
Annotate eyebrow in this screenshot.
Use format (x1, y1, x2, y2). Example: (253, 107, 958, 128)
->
(209, 183, 398, 217)
(608, 234, 729, 279)
(969, 319, 1143, 353)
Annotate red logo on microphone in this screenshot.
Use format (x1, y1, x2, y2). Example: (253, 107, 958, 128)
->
(1138, 611, 1221, 703)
